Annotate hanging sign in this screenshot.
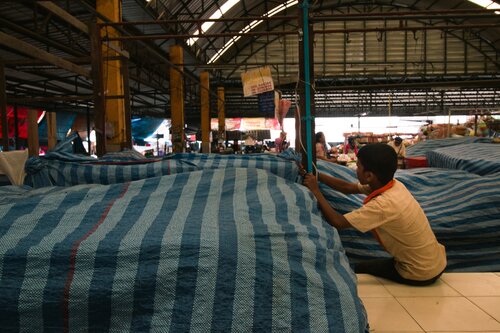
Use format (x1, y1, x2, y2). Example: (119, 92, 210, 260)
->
(241, 118, 267, 130)
(258, 91, 276, 118)
(241, 66, 274, 97)
(210, 117, 281, 131)
(211, 118, 242, 131)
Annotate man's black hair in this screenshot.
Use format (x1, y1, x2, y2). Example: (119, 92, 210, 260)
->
(357, 143, 397, 185)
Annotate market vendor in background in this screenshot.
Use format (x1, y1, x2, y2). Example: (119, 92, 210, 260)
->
(315, 132, 337, 163)
(344, 136, 359, 156)
(388, 136, 406, 168)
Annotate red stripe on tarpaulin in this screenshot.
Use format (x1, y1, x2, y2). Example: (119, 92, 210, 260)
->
(62, 182, 131, 333)
(0, 106, 44, 139)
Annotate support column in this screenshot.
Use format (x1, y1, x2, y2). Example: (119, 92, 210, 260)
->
(121, 57, 132, 149)
(298, 0, 315, 173)
(200, 71, 210, 154)
(217, 87, 225, 152)
(90, 22, 106, 156)
(0, 60, 8, 151)
(96, 0, 128, 152)
(170, 45, 185, 153)
(27, 109, 39, 157)
(86, 105, 91, 155)
(47, 111, 57, 150)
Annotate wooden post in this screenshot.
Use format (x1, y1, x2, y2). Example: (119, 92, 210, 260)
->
(86, 105, 91, 155)
(27, 109, 39, 157)
(200, 71, 210, 154)
(121, 57, 132, 149)
(97, 0, 127, 151)
(47, 111, 57, 149)
(0, 60, 8, 152)
(474, 114, 478, 136)
(90, 22, 106, 156)
(217, 87, 225, 153)
(170, 45, 185, 153)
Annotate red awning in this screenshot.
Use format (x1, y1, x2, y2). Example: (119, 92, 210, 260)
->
(0, 106, 44, 139)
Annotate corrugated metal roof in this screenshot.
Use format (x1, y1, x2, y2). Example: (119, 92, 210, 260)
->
(0, 0, 498, 121)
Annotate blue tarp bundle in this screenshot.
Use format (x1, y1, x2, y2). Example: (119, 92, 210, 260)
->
(406, 137, 491, 157)
(23, 135, 302, 188)
(426, 142, 500, 176)
(1, 134, 369, 332)
(0, 167, 368, 332)
(406, 137, 499, 175)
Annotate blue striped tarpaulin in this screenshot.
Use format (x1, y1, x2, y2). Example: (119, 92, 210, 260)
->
(406, 137, 491, 157)
(0, 167, 369, 332)
(317, 161, 500, 272)
(426, 143, 500, 176)
(24, 152, 301, 188)
(23, 134, 301, 188)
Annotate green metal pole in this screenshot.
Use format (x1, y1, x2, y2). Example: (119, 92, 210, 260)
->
(301, 0, 313, 173)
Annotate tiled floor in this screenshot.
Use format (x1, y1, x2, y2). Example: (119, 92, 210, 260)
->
(357, 272, 500, 333)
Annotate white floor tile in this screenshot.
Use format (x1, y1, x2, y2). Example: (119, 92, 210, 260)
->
(397, 296, 500, 332)
(441, 272, 500, 296)
(356, 274, 393, 298)
(361, 297, 423, 332)
(468, 296, 500, 322)
(375, 277, 461, 297)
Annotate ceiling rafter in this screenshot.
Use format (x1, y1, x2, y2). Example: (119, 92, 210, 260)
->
(1, 0, 499, 123)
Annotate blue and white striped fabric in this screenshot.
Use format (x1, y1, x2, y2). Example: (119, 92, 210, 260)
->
(0, 167, 369, 332)
(426, 143, 500, 175)
(24, 152, 301, 188)
(406, 137, 491, 157)
(317, 161, 500, 272)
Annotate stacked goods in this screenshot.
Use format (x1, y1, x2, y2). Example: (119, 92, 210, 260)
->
(452, 125, 467, 136)
(428, 124, 456, 139)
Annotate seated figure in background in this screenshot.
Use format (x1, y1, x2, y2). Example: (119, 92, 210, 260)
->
(388, 136, 406, 168)
(344, 136, 359, 156)
(315, 132, 336, 163)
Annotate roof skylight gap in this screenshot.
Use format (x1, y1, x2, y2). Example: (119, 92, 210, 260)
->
(207, 0, 298, 63)
(187, 0, 499, 64)
(466, 0, 500, 13)
(187, 0, 240, 46)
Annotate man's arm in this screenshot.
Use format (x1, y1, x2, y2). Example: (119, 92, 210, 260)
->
(317, 172, 361, 194)
(303, 174, 353, 230)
